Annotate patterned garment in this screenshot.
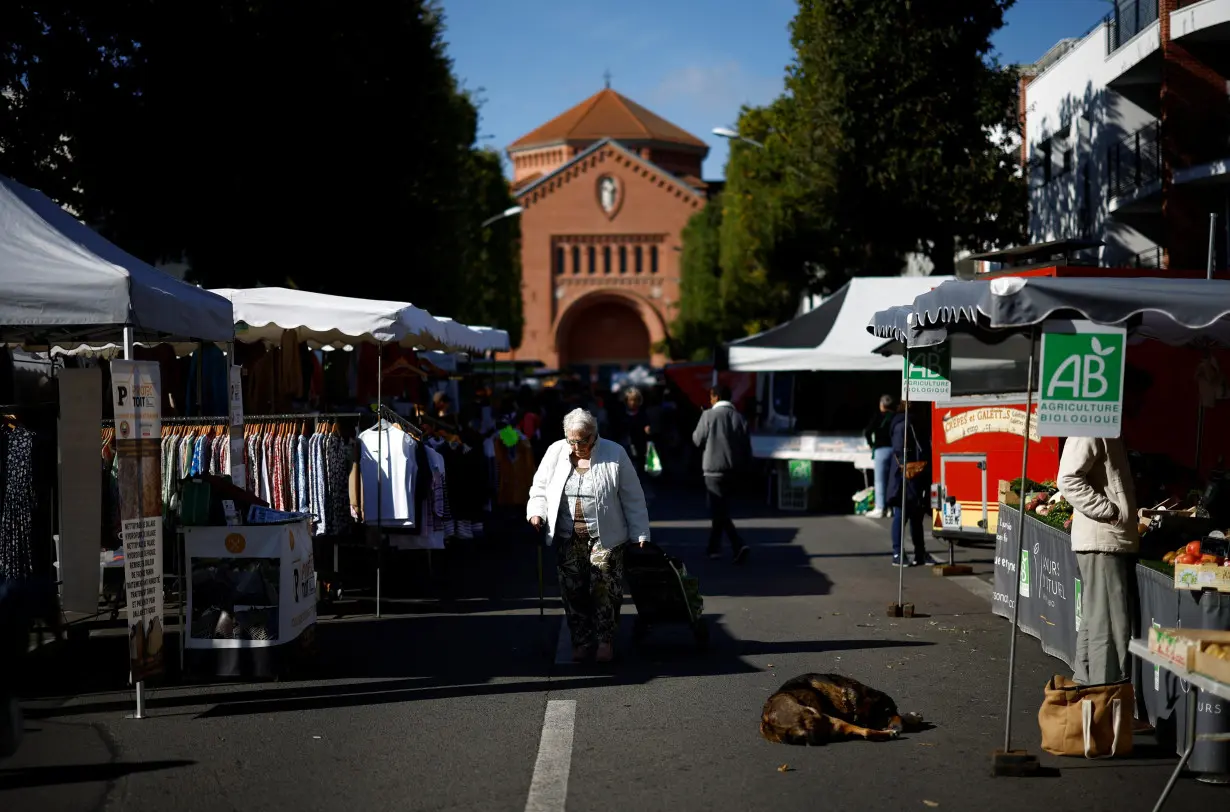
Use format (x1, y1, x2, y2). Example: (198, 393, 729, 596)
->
(260, 434, 273, 506)
(246, 435, 259, 497)
(296, 435, 309, 514)
(0, 425, 36, 579)
(555, 496, 625, 649)
(190, 435, 206, 476)
(324, 435, 350, 535)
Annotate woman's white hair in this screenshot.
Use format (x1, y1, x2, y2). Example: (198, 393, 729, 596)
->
(562, 408, 598, 439)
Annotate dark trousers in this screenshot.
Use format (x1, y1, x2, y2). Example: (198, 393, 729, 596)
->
(705, 474, 745, 554)
(891, 502, 927, 561)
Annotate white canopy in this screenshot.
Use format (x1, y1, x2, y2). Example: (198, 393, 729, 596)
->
(0, 173, 234, 345)
(726, 276, 955, 372)
(431, 318, 510, 353)
(211, 287, 467, 350)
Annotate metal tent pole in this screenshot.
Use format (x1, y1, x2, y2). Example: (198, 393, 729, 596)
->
(1001, 328, 1038, 758)
(376, 345, 383, 619)
(897, 353, 909, 610)
(122, 326, 146, 720)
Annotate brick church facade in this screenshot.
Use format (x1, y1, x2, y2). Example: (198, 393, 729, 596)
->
(502, 88, 712, 378)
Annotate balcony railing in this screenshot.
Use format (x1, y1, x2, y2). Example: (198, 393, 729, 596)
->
(1107, 120, 1162, 201)
(1106, 0, 1160, 54)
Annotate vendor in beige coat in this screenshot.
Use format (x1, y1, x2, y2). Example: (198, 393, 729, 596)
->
(1058, 428, 1139, 686)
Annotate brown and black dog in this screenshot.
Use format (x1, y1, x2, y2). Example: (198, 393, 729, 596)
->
(760, 673, 905, 745)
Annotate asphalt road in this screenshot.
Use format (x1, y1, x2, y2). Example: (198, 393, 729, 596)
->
(2, 486, 1223, 812)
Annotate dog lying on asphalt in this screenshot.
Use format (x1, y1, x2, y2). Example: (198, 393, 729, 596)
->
(760, 673, 913, 744)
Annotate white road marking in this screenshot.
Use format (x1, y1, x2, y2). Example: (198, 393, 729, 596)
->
(524, 700, 577, 812)
(554, 618, 573, 665)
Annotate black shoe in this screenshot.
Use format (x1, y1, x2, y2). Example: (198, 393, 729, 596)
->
(733, 547, 749, 565)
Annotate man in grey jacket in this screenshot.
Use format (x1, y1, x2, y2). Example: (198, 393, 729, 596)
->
(1058, 432, 1138, 685)
(693, 385, 751, 563)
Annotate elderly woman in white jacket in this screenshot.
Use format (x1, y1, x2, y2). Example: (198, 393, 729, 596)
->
(528, 408, 650, 663)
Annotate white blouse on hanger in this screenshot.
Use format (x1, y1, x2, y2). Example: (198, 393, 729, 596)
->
(358, 422, 418, 526)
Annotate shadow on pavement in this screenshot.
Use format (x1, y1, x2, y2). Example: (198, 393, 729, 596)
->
(21, 609, 932, 721)
(0, 760, 195, 789)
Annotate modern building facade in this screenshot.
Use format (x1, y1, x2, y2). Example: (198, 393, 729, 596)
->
(1020, 0, 1230, 271)
(502, 88, 711, 377)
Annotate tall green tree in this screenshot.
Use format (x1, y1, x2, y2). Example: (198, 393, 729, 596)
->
(787, 0, 1025, 278)
(672, 192, 727, 361)
(672, 98, 817, 359)
(0, 1, 525, 345)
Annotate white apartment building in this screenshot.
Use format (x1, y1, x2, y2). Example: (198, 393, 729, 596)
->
(1021, 0, 1230, 272)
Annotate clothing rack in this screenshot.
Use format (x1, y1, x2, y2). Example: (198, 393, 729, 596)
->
(101, 416, 228, 426)
(246, 412, 364, 421)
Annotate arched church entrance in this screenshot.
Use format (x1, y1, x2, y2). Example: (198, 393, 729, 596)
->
(557, 297, 651, 388)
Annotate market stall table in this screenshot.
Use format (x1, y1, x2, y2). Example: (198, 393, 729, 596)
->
(182, 520, 317, 678)
(1129, 639, 1230, 812)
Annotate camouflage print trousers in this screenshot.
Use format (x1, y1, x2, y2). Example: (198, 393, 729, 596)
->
(556, 534, 625, 649)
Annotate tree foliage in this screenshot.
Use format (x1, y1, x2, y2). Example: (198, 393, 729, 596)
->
(788, 0, 1026, 277)
(672, 100, 811, 360)
(0, 1, 524, 344)
(673, 0, 1024, 360)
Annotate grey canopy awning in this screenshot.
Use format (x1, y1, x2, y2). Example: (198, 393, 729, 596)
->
(0, 173, 235, 346)
(870, 276, 1230, 348)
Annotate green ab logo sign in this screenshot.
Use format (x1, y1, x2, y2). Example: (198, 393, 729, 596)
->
(1038, 320, 1126, 438)
(903, 344, 951, 402)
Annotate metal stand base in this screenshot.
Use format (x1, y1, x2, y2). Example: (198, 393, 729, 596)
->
(932, 564, 974, 577)
(886, 603, 916, 618)
(991, 749, 1038, 777)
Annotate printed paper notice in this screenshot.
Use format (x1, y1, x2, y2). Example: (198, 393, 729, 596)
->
(111, 360, 166, 681)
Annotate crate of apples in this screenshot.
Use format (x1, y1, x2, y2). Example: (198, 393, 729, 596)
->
(1163, 541, 1230, 567)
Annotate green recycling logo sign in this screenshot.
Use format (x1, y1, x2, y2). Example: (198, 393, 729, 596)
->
(902, 344, 951, 402)
(1037, 320, 1126, 438)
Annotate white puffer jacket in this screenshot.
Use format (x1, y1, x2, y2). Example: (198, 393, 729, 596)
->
(526, 438, 650, 547)
(1058, 436, 1139, 554)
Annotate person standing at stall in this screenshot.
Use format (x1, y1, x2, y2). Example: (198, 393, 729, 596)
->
(886, 401, 937, 567)
(1058, 402, 1141, 685)
(864, 395, 897, 518)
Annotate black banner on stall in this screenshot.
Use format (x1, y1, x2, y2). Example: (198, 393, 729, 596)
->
(992, 504, 1080, 670)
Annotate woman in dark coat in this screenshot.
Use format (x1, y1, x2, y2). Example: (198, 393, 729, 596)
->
(885, 403, 936, 567)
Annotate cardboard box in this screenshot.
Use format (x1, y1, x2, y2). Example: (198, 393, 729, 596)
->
(998, 480, 1019, 507)
(1148, 627, 1202, 670)
(1194, 638, 1230, 685)
(1174, 563, 1230, 593)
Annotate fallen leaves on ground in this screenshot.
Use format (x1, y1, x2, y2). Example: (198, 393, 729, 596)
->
(923, 801, 939, 807)
(777, 764, 793, 773)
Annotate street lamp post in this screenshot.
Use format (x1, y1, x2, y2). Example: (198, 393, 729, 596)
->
(481, 205, 523, 229)
(712, 126, 764, 149)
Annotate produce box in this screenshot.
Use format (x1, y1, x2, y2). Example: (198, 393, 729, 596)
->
(1194, 636, 1230, 685)
(998, 480, 1018, 507)
(1162, 538, 1230, 591)
(1174, 563, 1230, 593)
(1148, 627, 1230, 670)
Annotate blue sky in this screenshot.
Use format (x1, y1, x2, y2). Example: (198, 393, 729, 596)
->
(439, 0, 1115, 180)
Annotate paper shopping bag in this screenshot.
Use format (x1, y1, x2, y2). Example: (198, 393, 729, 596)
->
(1038, 675, 1134, 758)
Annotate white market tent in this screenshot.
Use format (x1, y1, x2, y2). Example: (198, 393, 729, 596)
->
(0, 173, 234, 345)
(211, 287, 455, 349)
(433, 318, 511, 353)
(724, 276, 956, 372)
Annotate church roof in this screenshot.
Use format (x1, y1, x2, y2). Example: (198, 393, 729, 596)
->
(512, 138, 705, 200)
(507, 88, 708, 153)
